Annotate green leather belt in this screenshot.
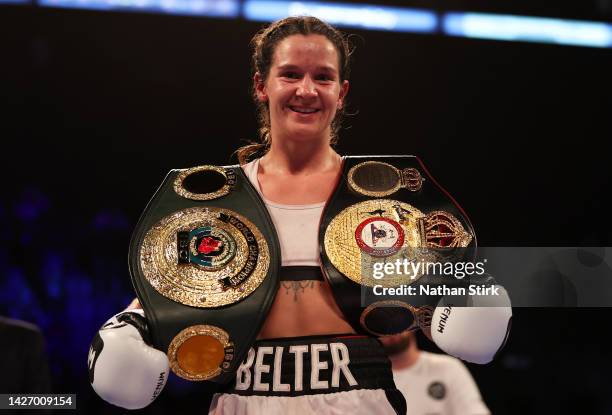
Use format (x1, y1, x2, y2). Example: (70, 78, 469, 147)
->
(129, 165, 280, 384)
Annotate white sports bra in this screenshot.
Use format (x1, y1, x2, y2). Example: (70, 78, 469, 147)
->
(241, 158, 324, 267)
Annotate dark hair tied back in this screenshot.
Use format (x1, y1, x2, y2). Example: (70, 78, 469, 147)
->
(237, 16, 353, 165)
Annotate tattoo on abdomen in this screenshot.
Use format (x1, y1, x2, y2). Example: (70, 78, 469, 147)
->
(281, 281, 322, 302)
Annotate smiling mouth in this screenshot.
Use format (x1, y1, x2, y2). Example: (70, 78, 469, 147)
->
(289, 106, 319, 114)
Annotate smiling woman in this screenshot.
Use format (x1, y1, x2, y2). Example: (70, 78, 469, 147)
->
(253, 34, 349, 145)
(206, 17, 408, 415)
(87, 15, 511, 415)
(239, 16, 352, 165)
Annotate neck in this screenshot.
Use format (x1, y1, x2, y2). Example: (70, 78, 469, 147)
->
(262, 131, 340, 175)
(388, 343, 421, 371)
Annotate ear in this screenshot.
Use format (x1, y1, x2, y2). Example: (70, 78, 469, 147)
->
(253, 72, 268, 102)
(337, 80, 350, 109)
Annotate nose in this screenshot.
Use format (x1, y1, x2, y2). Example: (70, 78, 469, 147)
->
(296, 75, 317, 99)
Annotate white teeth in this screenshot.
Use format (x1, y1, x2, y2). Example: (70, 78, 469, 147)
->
(290, 107, 318, 114)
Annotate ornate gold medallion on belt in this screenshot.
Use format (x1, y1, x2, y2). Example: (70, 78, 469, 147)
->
(140, 207, 270, 308)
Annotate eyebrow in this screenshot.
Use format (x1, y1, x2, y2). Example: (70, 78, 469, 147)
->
(276, 64, 337, 73)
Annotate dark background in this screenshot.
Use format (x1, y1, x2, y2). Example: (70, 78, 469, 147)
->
(1, 2, 611, 413)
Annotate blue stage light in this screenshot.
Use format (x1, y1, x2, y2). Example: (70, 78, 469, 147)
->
(443, 12, 612, 48)
(38, 0, 239, 17)
(243, 0, 438, 33)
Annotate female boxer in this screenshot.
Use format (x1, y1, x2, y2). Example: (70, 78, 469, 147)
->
(89, 16, 511, 415)
(208, 16, 406, 414)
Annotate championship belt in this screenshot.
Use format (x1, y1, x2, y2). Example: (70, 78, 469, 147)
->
(129, 165, 280, 384)
(319, 156, 476, 336)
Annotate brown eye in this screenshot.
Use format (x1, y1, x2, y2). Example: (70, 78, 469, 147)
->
(283, 72, 300, 79)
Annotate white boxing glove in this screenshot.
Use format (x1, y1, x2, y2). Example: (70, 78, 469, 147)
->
(431, 284, 512, 364)
(88, 309, 170, 409)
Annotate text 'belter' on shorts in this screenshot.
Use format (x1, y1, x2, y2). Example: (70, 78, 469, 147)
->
(208, 333, 407, 415)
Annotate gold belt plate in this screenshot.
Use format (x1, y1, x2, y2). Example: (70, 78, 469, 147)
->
(324, 199, 472, 287)
(140, 207, 270, 307)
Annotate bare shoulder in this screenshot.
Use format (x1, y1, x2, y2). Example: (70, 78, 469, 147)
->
(125, 298, 142, 310)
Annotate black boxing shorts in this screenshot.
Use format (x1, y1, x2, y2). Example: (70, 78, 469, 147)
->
(208, 334, 406, 415)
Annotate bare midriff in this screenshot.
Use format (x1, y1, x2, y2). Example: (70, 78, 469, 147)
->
(257, 277, 356, 339)
(255, 153, 353, 339)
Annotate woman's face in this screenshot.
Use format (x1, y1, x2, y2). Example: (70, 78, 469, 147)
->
(255, 34, 349, 143)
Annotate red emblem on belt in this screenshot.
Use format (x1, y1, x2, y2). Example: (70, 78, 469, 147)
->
(355, 217, 405, 257)
(198, 236, 223, 255)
